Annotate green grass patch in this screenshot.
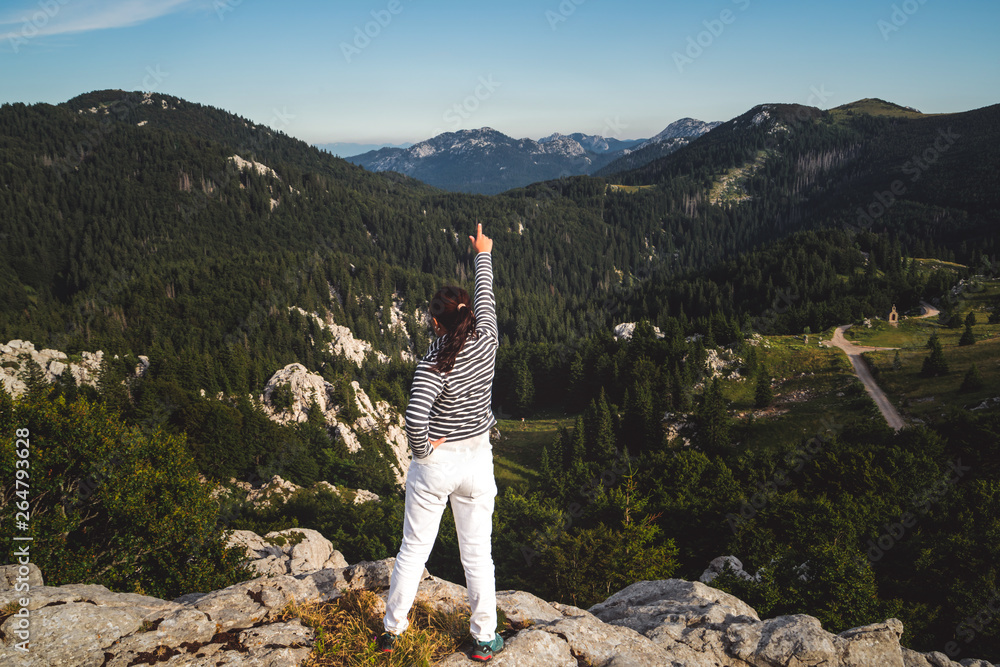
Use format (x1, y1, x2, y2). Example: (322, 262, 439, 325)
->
(866, 333, 1000, 421)
(606, 184, 657, 194)
(842, 317, 940, 349)
(493, 413, 575, 491)
(731, 335, 878, 453)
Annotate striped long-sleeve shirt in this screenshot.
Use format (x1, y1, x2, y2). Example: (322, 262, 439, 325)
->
(405, 252, 498, 459)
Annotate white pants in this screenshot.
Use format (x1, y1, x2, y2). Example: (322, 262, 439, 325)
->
(384, 432, 498, 642)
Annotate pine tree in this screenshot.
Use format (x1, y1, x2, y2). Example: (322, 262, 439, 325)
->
(514, 358, 535, 415)
(696, 377, 731, 451)
(567, 352, 586, 411)
(959, 364, 985, 393)
(921, 334, 949, 377)
(959, 323, 976, 346)
(623, 379, 656, 453)
(17, 353, 50, 401)
(754, 367, 774, 409)
(539, 444, 554, 486)
(306, 392, 326, 426)
(95, 357, 130, 414)
(965, 311, 977, 327)
(743, 344, 759, 377)
(892, 350, 902, 371)
(591, 388, 617, 461)
(669, 369, 690, 413)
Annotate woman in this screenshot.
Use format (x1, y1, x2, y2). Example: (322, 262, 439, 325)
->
(380, 223, 503, 662)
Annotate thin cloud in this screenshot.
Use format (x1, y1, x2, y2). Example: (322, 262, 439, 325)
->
(1, 0, 205, 41)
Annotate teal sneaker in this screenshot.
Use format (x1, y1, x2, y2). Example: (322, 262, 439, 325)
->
(377, 631, 399, 653)
(470, 635, 504, 661)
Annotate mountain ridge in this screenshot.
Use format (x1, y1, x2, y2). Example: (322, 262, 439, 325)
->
(346, 117, 720, 194)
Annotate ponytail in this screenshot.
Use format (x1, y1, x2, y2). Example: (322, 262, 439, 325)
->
(429, 286, 477, 374)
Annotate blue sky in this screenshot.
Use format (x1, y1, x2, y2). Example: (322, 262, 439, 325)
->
(2, 0, 998, 146)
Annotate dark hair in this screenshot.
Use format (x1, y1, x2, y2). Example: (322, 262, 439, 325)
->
(429, 285, 477, 374)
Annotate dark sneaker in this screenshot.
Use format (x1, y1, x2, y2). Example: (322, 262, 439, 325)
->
(470, 635, 504, 661)
(377, 631, 399, 653)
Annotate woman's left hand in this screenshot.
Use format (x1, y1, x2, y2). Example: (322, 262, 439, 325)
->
(430, 437, 447, 449)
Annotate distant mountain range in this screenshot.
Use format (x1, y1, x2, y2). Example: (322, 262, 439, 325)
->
(344, 118, 721, 194)
(315, 141, 412, 157)
(594, 119, 722, 177)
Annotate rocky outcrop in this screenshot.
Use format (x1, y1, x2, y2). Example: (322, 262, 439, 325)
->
(261, 362, 410, 485)
(0, 339, 103, 396)
(613, 322, 665, 340)
(211, 475, 380, 515)
(225, 528, 348, 577)
(290, 305, 416, 366)
(4, 561, 997, 667)
(699, 555, 757, 584)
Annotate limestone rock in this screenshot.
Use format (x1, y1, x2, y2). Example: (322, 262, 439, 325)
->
(225, 528, 347, 577)
(0, 563, 43, 590)
(590, 578, 761, 631)
(902, 650, 965, 667)
(323, 551, 349, 569)
(699, 555, 756, 584)
(612, 322, 664, 340)
(102, 607, 216, 666)
(4, 560, 999, 667)
(236, 620, 314, 665)
(496, 590, 563, 627)
(0, 339, 104, 396)
(260, 363, 409, 486)
(245, 475, 301, 508)
(1, 601, 147, 666)
(315, 480, 380, 504)
(437, 627, 579, 666)
(184, 575, 314, 633)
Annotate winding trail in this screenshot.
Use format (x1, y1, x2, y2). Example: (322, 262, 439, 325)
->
(820, 304, 939, 431)
(917, 302, 940, 319)
(823, 326, 904, 430)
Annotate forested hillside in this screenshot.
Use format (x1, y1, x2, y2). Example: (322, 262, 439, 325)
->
(2, 90, 1000, 661)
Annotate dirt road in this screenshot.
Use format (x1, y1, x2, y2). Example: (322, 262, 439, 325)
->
(822, 325, 905, 431)
(918, 302, 940, 319)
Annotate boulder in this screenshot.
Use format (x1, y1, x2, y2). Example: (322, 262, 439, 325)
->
(224, 528, 347, 577)
(699, 555, 757, 584)
(0, 563, 43, 590)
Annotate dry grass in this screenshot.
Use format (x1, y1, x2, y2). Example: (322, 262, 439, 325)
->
(282, 590, 476, 666)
